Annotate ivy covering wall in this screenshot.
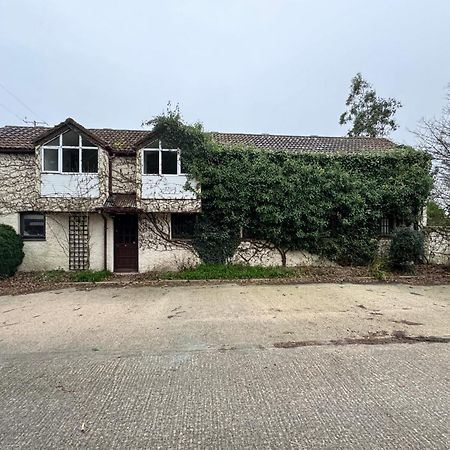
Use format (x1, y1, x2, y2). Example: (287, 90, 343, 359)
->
(148, 111, 432, 266)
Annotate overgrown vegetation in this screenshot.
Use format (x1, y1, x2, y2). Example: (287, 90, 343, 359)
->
(70, 270, 112, 282)
(161, 264, 296, 280)
(148, 108, 432, 266)
(37, 269, 112, 283)
(368, 256, 389, 281)
(427, 201, 450, 226)
(389, 228, 425, 270)
(0, 224, 24, 278)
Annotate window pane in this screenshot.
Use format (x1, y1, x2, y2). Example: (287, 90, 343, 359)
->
(171, 213, 197, 239)
(82, 149, 98, 173)
(82, 135, 96, 147)
(45, 136, 60, 146)
(21, 213, 45, 239)
(145, 139, 160, 149)
(162, 151, 177, 175)
(43, 148, 59, 171)
(62, 130, 80, 146)
(62, 148, 80, 172)
(144, 151, 159, 174)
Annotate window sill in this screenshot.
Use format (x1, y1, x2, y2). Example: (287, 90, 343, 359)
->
(21, 237, 46, 241)
(143, 173, 186, 177)
(42, 171, 98, 175)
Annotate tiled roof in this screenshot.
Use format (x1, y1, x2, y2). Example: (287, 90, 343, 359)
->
(0, 121, 395, 154)
(0, 124, 152, 154)
(210, 132, 394, 153)
(0, 125, 49, 152)
(88, 128, 151, 152)
(102, 193, 138, 211)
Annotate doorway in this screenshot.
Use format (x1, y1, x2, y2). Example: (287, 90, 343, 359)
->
(114, 214, 138, 272)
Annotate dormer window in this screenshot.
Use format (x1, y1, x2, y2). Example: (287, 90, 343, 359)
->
(142, 140, 185, 175)
(42, 130, 98, 173)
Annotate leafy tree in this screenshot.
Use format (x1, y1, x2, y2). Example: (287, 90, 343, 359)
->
(340, 73, 402, 137)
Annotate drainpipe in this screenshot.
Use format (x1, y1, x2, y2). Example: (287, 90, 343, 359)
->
(103, 151, 113, 271)
(108, 153, 113, 195)
(101, 213, 108, 271)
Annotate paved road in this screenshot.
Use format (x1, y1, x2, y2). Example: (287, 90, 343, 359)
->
(0, 284, 449, 449)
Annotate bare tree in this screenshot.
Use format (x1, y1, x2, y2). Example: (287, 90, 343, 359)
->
(415, 88, 450, 264)
(416, 89, 450, 212)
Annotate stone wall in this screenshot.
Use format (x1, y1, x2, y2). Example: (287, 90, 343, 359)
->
(111, 155, 136, 193)
(425, 228, 450, 265)
(0, 153, 38, 214)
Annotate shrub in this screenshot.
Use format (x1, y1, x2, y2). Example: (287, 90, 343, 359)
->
(389, 227, 424, 269)
(368, 255, 389, 280)
(0, 224, 24, 278)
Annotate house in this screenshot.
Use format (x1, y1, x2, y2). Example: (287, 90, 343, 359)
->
(0, 118, 397, 272)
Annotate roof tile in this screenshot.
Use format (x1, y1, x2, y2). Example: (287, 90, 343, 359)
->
(0, 124, 395, 154)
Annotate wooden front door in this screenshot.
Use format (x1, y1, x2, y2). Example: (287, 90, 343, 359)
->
(114, 215, 138, 272)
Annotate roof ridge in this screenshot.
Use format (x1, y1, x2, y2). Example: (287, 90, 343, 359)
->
(1, 125, 391, 142)
(89, 127, 149, 133)
(211, 131, 391, 141)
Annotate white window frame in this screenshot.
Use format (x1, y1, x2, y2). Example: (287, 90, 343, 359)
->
(41, 131, 98, 174)
(142, 140, 184, 176)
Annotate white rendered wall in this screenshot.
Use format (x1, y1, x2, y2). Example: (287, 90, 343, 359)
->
(0, 212, 108, 271)
(40, 173, 100, 198)
(141, 175, 197, 200)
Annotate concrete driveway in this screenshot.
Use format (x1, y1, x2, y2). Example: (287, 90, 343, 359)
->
(0, 283, 449, 448)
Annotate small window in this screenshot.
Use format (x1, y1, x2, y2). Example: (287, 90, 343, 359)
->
(62, 130, 80, 146)
(43, 148, 59, 171)
(171, 213, 197, 239)
(20, 213, 45, 240)
(380, 217, 391, 235)
(380, 216, 406, 236)
(62, 148, 80, 172)
(82, 136, 96, 147)
(144, 151, 159, 174)
(82, 149, 98, 173)
(162, 151, 178, 175)
(45, 136, 60, 147)
(142, 141, 185, 176)
(145, 139, 160, 149)
(242, 227, 257, 240)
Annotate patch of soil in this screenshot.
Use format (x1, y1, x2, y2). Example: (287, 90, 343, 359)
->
(1, 265, 449, 296)
(274, 331, 450, 348)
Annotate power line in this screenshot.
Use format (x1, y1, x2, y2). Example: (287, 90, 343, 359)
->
(0, 102, 25, 122)
(0, 81, 48, 125)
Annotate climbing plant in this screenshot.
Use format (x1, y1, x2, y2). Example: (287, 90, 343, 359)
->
(147, 110, 432, 266)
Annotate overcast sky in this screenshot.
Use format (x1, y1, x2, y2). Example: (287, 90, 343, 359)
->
(0, 0, 449, 144)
